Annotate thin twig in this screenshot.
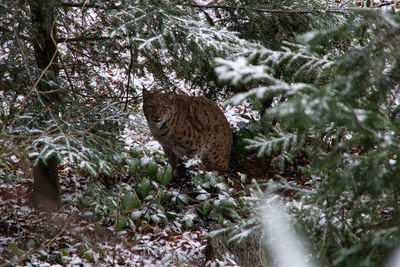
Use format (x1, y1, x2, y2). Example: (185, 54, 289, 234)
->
(58, 54, 76, 93)
(124, 44, 134, 112)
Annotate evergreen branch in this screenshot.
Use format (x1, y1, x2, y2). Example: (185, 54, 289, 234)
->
(61, 2, 119, 9)
(192, 4, 384, 14)
(0, 26, 31, 42)
(55, 35, 122, 43)
(246, 133, 298, 158)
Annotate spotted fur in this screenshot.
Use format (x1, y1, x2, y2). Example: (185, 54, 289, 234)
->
(142, 88, 232, 173)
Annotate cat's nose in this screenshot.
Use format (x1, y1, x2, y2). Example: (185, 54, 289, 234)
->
(152, 117, 160, 122)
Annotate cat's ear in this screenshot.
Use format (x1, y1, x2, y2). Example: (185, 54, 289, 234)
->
(169, 92, 176, 101)
(142, 87, 150, 98)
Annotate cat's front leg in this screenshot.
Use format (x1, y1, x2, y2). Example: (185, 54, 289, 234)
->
(162, 145, 185, 177)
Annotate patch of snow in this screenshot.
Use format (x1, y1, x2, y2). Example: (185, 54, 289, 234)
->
(297, 30, 320, 43)
(144, 141, 163, 154)
(215, 57, 271, 86)
(216, 183, 228, 192)
(184, 155, 202, 168)
(386, 246, 400, 267)
(224, 100, 259, 129)
(262, 197, 316, 267)
(140, 155, 153, 166)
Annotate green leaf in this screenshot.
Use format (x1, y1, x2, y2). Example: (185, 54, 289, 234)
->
(127, 158, 139, 176)
(157, 166, 173, 186)
(195, 194, 209, 201)
(78, 243, 88, 255)
(7, 243, 23, 256)
(82, 251, 94, 263)
(59, 249, 69, 256)
(166, 211, 179, 218)
(116, 216, 127, 231)
(5, 175, 15, 183)
(140, 178, 151, 198)
(203, 200, 211, 216)
(115, 154, 126, 167)
(8, 163, 15, 170)
(216, 183, 228, 191)
(220, 198, 237, 208)
(238, 172, 247, 184)
(150, 211, 167, 224)
(146, 162, 158, 178)
(129, 162, 137, 176)
(121, 192, 141, 211)
(131, 210, 143, 221)
(184, 213, 195, 229)
(185, 218, 194, 229)
(150, 214, 161, 223)
(177, 194, 190, 205)
(49, 251, 64, 264)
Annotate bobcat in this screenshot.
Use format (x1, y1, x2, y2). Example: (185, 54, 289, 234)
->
(142, 88, 232, 175)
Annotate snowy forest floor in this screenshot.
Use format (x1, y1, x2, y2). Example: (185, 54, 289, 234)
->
(0, 132, 311, 266)
(0, 169, 209, 266)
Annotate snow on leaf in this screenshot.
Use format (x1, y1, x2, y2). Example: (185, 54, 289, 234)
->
(79, 161, 97, 176)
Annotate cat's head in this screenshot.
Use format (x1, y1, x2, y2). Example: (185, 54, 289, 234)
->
(142, 88, 176, 129)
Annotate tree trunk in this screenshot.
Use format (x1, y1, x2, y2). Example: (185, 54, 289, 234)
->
(29, 0, 59, 76)
(32, 157, 60, 211)
(29, 0, 61, 211)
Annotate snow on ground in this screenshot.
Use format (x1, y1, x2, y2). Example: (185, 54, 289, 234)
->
(223, 100, 259, 129)
(0, 166, 212, 266)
